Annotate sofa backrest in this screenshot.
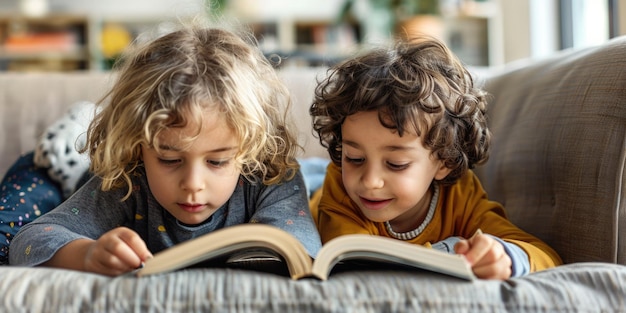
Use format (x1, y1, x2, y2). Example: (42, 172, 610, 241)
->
(474, 36, 626, 265)
(0, 72, 115, 178)
(276, 67, 329, 159)
(3, 39, 624, 267)
(0, 68, 327, 178)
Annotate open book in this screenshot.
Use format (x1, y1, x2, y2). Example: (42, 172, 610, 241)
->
(136, 224, 475, 281)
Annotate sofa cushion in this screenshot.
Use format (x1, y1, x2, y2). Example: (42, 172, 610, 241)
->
(1, 263, 625, 312)
(474, 36, 626, 264)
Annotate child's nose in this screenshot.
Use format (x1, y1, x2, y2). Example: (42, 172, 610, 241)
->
(180, 165, 206, 192)
(361, 164, 384, 189)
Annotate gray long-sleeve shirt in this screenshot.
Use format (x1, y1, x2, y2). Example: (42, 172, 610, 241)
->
(9, 167, 322, 266)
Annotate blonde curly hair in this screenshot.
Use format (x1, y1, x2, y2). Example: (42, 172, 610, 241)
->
(84, 22, 300, 199)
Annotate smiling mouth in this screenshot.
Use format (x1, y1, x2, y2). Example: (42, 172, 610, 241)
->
(359, 197, 391, 211)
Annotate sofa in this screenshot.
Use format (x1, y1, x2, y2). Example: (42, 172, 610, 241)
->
(0, 35, 625, 312)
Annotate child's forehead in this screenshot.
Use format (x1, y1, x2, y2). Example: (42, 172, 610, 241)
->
(344, 111, 418, 136)
(157, 110, 232, 141)
(346, 110, 419, 131)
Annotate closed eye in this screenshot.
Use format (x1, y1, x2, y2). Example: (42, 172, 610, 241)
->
(208, 159, 230, 168)
(158, 158, 181, 166)
(387, 162, 409, 171)
(344, 155, 364, 165)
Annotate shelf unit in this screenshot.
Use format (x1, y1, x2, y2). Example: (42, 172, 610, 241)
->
(444, 0, 504, 67)
(0, 1, 503, 71)
(0, 14, 183, 72)
(0, 14, 90, 71)
(93, 17, 176, 70)
(446, 15, 492, 67)
(249, 18, 362, 67)
(244, 1, 503, 68)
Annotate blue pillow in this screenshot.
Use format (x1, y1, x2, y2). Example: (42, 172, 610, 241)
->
(298, 157, 330, 198)
(0, 152, 63, 265)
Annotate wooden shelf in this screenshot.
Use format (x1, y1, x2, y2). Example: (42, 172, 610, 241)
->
(0, 0, 503, 71)
(247, 18, 362, 67)
(0, 14, 90, 71)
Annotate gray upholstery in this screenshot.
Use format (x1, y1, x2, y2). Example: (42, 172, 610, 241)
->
(1, 263, 625, 312)
(0, 37, 625, 312)
(0, 72, 115, 178)
(473, 36, 626, 265)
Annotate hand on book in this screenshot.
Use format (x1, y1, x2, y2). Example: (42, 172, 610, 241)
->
(454, 230, 512, 280)
(43, 226, 153, 276)
(64, 227, 152, 276)
(83, 227, 153, 276)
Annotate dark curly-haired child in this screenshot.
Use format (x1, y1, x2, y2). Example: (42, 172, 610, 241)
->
(309, 36, 562, 279)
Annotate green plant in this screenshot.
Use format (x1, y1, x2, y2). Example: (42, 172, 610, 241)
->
(205, 0, 229, 17)
(339, 0, 441, 23)
(396, 0, 441, 16)
(337, 0, 441, 41)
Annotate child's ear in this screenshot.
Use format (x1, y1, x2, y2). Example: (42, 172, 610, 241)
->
(434, 162, 453, 180)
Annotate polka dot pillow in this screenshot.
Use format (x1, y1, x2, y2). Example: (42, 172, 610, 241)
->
(33, 101, 97, 198)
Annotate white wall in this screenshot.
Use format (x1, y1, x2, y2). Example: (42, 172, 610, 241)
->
(0, 0, 205, 18)
(500, 0, 531, 63)
(227, 0, 341, 20)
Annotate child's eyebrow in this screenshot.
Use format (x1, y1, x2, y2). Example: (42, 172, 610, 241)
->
(157, 144, 238, 153)
(342, 140, 360, 149)
(343, 140, 415, 152)
(384, 145, 415, 152)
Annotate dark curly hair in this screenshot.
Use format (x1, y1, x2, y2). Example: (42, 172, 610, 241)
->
(310, 36, 491, 185)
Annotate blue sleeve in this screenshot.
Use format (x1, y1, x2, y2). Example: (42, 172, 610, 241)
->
(491, 237, 530, 277)
(431, 237, 462, 253)
(297, 157, 330, 198)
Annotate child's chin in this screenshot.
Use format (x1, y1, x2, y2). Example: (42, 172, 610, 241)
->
(170, 210, 214, 227)
(175, 216, 211, 227)
(359, 209, 391, 223)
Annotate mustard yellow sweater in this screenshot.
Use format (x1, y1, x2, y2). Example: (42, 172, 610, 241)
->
(310, 163, 562, 272)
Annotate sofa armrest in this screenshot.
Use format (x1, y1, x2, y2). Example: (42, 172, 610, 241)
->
(474, 36, 626, 265)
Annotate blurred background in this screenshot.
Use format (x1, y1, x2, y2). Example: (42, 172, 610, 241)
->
(0, 0, 621, 71)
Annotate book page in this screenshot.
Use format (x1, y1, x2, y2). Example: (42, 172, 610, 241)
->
(311, 234, 476, 281)
(137, 224, 313, 279)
